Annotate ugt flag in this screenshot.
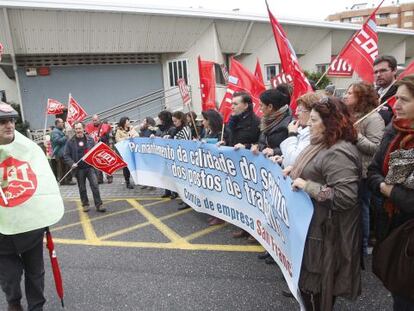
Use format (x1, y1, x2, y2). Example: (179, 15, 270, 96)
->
(266, 1, 313, 112)
(331, 0, 384, 83)
(46, 99, 66, 115)
(219, 58, 266, 122)
(0, 131, 64, 234)
(198, 56, 216, 111)
(83, 142, 127, 175)
(66, 95, 87, 127)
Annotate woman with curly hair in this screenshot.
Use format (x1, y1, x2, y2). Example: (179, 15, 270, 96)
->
(285, 97, 362, 311)
(344, 82, 385, 255)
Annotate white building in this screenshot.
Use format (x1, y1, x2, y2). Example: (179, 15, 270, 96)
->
(1, 0, 414, 128)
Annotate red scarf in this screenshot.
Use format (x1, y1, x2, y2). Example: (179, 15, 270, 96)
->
(382, 118, 414, 216)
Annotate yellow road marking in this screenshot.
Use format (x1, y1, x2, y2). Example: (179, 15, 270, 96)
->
(77, 202, 99, 242)
(53, 200, 168, 232)
(126, 199, 188, 244)
(52, 238, 264, 252)
(64, 197, 167, 203)
(183, 223, 227, 242)
(99, 208, 192, 240)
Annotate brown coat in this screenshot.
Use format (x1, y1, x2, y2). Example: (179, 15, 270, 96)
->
(299, 140, 362, 309)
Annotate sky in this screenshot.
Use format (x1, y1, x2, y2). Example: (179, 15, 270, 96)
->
(23, 0, 413, 20)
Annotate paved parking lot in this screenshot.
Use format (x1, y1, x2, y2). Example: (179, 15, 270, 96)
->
(0, 176, 393, 310)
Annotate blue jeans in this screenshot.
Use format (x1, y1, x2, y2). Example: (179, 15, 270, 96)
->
(75, 168, 102, 207)
(359, 179, 371, 255)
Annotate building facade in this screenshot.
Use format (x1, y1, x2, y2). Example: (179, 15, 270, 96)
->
(327, 2, 414, 30)
(1, 1, 414, 129)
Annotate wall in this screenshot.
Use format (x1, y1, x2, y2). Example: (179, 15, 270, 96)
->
(18, 64, 163, 129)
(0, 68, 18, 104)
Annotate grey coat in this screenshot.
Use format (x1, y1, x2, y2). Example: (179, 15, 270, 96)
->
(299, 140, 362, 307)
(356, 112, 384, 178)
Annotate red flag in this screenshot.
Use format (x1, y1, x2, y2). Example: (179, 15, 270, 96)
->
(66, 95, 87, 127)
(271, 73, 293, 88)
(398, 61, 414, 80)
(83, 142, 127, 175)
(331, 0, 384, 83)
(198, 56, 216, 111)
(219, 58, 266, 122)
(266, 2, 313, 112)
(46, 99, 66, 115)
(254, 59, 265, 85)
(85, 122, 111, 143)
(381, 60, 414, 109)
(327, 56, 354, 77)
(45, 228, 64, 307)
(177, 78, 191, 106)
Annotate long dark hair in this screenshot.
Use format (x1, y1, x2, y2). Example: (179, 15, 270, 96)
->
(172, 111, 187, 127)
(312, 97, 357, 147)
(118, 117, 130, 130)
(158, 110, 173, 129)
(202, 109, 223, 134)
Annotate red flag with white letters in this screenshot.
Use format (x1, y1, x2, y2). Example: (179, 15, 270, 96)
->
(266, 2, 313, 111)
(66, 95, 87, 127)
(219, 58, 265, 122)
(271, 73, 293, 88)
(83, 142, 127, 175)
(46, 99, 66, 115)
(332, 0, 384, 83)
(327, 56, 354, 77)
(177, 78, 191, 106)
(198, 56, 216, 111)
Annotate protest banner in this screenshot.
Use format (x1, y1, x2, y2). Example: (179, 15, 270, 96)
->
(116, 137, 313, 305)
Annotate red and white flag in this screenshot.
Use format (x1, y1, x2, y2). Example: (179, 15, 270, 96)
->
(83, 142, 127, 175)
(177, 78, 191, 106)
(0, 42, 3, 62)
(382, 60, 414, 109)
(219, 58, 266, 122)
(271, 73, 293, 88)
(266, 2, 313, 112)
(327, 56, 354, 77)
(254, 59, 265, 85)
(46, 99, 66, 115)
(66, 95, 87, 127)
(198, 56, 216, 111)
(331, 0, 384, 83)
(220, 63, 229, 83)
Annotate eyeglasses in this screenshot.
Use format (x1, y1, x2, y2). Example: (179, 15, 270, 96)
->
(374, 68, 391, 75)
(0, 118, 16, 125)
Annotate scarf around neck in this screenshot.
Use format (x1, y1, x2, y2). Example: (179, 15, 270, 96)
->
(260, 105, 289, 133)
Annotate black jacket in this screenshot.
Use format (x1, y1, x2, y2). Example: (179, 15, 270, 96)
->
(64, 134, 95, 169)
(377, 84, 397, 126)
(367, 123, 414, 233)
(228, 110, 260, 148)
(258, 110, 292, 155)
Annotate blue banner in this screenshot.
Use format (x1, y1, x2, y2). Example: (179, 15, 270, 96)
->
(116, 137, 313, 304)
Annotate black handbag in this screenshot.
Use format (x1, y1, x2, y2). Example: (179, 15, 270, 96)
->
(372, 218, 414, 300)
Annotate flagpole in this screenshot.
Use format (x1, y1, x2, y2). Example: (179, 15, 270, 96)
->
(186, 103, 199, 139)
(220, 122, 225, 142)
(354, 79, 397, 125)
(316, 0, 385, 88)
(43, 111, 48, 136)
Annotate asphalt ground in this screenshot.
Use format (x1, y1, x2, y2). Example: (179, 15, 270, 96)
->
(1, 175, 393, 310)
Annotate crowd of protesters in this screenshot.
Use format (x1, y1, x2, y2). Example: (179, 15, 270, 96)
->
(36, 54, 413, 311)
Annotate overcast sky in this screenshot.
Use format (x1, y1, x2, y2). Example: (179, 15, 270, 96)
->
(36, 0, 413, 20)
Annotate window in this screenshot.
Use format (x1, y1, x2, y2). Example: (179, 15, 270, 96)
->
(388, 24, 398, 28)
(404, 11, 413, 17)
(351, 16, 363, 22)
(389, 13, 399, 19)
(167, 59, 188, 87)
(404, 21, 413, 28)
(316, 64, 329, 74)
(214, 63, 226, 85)
(265, 63, 280, 82)
(342, 18, 351, 23)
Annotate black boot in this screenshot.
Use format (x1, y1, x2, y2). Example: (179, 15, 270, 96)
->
(126, 180, 134, 189)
